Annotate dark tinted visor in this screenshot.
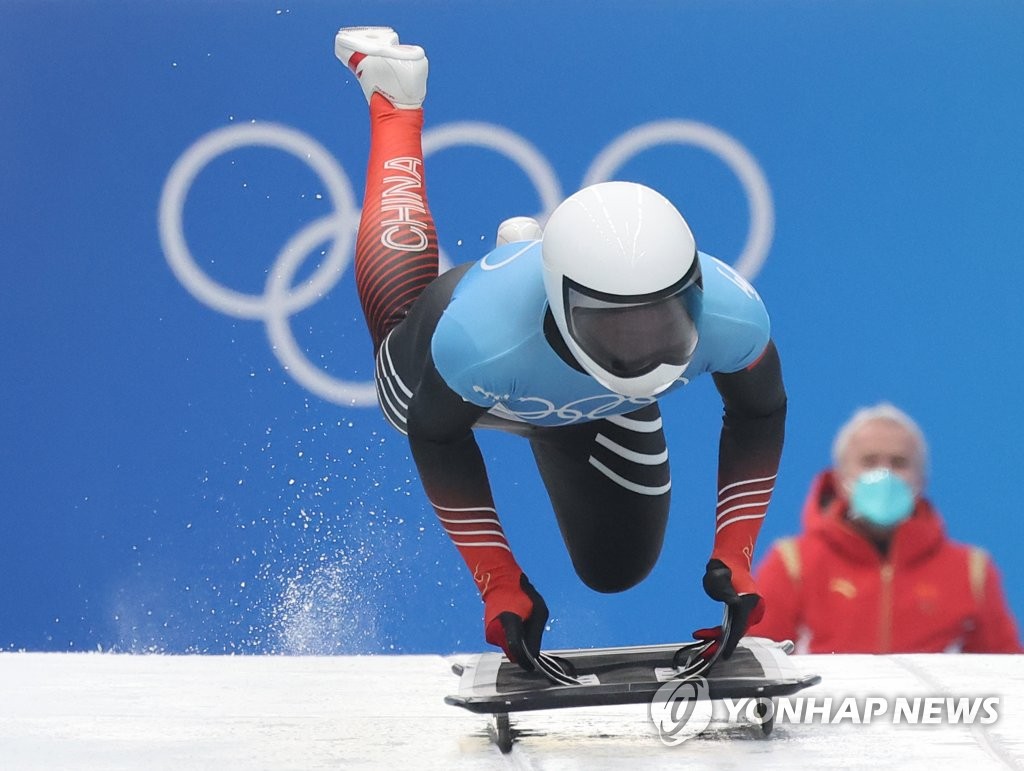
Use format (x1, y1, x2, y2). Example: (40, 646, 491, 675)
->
(565, 265, 702, 379)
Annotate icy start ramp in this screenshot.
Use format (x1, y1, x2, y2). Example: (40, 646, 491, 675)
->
(0, 652, 1022, 769)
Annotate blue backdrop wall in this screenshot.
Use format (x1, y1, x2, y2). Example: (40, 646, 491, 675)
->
(2, 1, 1022, 654)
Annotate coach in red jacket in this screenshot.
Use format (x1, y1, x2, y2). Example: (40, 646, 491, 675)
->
(750, 403, 1021, 653)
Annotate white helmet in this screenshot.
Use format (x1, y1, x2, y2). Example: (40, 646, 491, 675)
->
(541, 181, 702, 397)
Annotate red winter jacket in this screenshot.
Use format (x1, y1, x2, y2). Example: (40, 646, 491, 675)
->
(749, 470, 1022, 653)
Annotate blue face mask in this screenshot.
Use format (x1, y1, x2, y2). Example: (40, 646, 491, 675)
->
(849, 468, 915, 528)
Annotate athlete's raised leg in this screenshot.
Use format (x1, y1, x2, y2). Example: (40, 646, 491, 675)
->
(336, 26, 438, 350)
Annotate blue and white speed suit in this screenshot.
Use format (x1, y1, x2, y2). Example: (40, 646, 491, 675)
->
(372, 239, 784, 593)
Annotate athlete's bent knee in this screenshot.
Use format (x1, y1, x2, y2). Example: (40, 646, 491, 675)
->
(574, 560, 655, 594)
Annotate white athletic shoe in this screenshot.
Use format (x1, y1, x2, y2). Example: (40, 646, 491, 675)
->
(335, 26, 427, 109)
(496, 216, 543, 247)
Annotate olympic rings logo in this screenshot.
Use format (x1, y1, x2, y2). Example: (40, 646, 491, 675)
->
(158, 120, 774, 408)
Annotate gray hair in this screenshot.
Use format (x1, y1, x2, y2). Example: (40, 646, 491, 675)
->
(831, 402, 929, 477)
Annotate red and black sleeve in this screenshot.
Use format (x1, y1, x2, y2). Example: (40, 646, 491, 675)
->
(709, 339, 787, 594)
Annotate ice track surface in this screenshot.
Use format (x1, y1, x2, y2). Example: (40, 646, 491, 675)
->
(1, 652, 1022, 769)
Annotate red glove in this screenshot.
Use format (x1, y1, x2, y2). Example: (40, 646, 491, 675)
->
(483, 573, 548, 669)
(693, 558, 765, 660)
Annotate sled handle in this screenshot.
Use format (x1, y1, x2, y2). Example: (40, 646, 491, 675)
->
(672, 604, 733, 680)
(519, 648, 582, 686)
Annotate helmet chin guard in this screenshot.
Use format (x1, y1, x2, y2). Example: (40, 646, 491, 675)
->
(541, 181, 701, 397)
